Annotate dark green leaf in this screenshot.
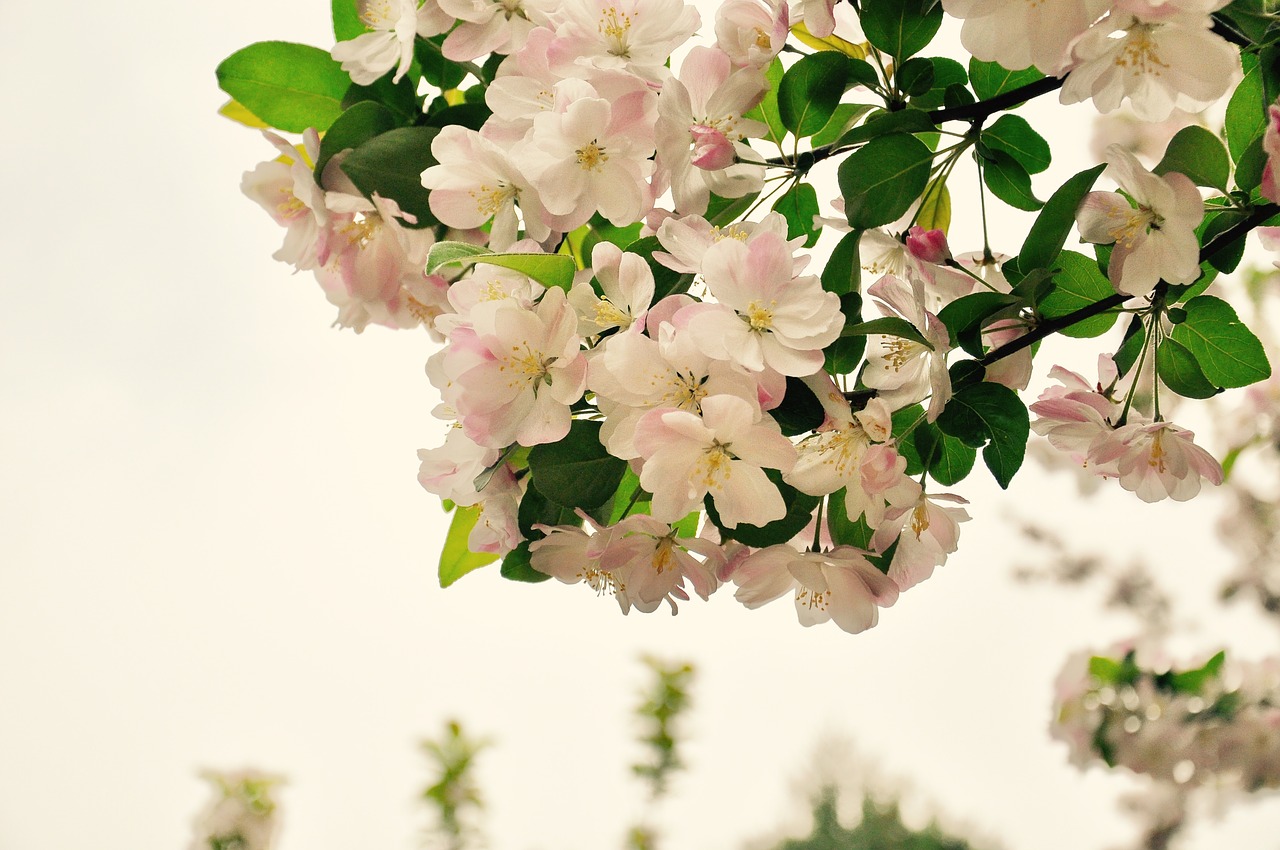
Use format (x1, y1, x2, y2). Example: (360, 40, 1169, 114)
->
(771, 181, 822, 247)
(314, 100, 397, 181)
(935, 383, 1028, 488)
(499, 542, 551, 583)
(827, 491, 876, 549)
(936, 292, 1020, 357)
(1157, 337, 1221, 399)
(424, 103, 491, 131)
(415, 34, 468, 90)
(1155, 125, 1229, 191)
(811, 103, 878, 148)
(340, 126, 440, 226)
(528, 420, 628, 509)
(861, 0, 944, 60)
(1226, 53, 1265, 162)
(1038, 251, 1119, 339)
(968, 59, 1044, 101)
(1235, 132, 1267, 193)
(1113, 315, 1146, 378)
(834, 107, 936, 148)
(838, 133, 934, 229)
(896, 57, 935, 97)
(981, 149, 1043, 211)
(982, 114, 1051, 174)
(778, 52, 854, 137)
(929, 430, 978, 486)
(842, 316, 932, 349)
(341, 73, 420, 125)
(822, 230, 862, 295)
(518, 484, 578, 539)
(908, 56, 968, 111)
(1170, 295, 1272, 388)
(216, 41, 350, 133)
(1017, 163, 1107, 273)
(774, 376, 827, 436)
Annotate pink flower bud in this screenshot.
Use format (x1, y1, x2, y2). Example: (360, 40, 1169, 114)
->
(905, 225, 952, 265)
(689, 124, 736, 171)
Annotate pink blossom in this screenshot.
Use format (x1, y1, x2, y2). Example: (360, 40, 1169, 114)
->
(331, 0, 451, 85)
(715, 0, 788, 67)
(875, 492, 971, 591)
(1089, 421, 1224, 502)
(1262, 104, 1280, 204)
(731, 545, 899, 634)
(904, 226, 952, 266)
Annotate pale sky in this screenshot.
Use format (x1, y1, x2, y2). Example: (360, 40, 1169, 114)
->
(1, 3, 1278, 850)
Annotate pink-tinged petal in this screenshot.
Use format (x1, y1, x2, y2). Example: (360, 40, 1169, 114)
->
(710, 460, 785, 528)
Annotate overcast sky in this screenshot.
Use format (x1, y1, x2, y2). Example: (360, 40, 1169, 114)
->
(1, 3, 1278, 850)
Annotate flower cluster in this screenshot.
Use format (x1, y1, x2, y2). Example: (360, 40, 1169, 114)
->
(944, 0, 1240, 121)
(223, 0, 1277, 635)
(1052, 645, 1280, 792)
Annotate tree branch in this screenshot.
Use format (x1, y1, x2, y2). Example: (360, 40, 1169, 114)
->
(978, 203, 1280, 369)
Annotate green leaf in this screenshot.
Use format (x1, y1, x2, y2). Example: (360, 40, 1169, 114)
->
(1226, 53, 1265, 162)
(825, 306, 867, 375)
(929, 431, 978, 486)
(838, 133, 934, 229)
(314, 100, 397, 181)
(811, 103, 878, 148)
(778, 52, 854, 137)
(860, 0, 944, 60)
(499, 542, 551, 583)
(439, 505, 499, 587)
(1155, 125, 1230, 191)
(1017, 163, 1107, 273)
(896, 57, 935, 97)
(425, 242, 578, 290)
(1157, 337, 1220, 399)
(216, 41, 351, 133)
(968, 59, 1044, 101)
(1169, 295, 1272, 388)
(745, 57, 787, 147)
(1038, 250, 1119, 339)
(606, 468, 646, 525)
(827, 491, 876, 549)
(339, 126, 440, 226)
(822, 230, 862, 295)
(528, 420, 628, 510)
(623, 235, 695, 302)
(982, 114, 1051, 174)
(842, 316, 932, 349)
(1235, 132, 1268, 193)
(935, 383, 1029, 488)
(423, 103, 492, 131)
(341, 74, 420, 126)
(936, 292, 1019, 357)
(834, 107, 936, 148)
(415, 33, 468, 90)
(981, 149, 1043, 211)
(908, 56, 968, 111)
(773, 376, 827, 436)
(771, 182, 821, 247)
(517, 483, 578, 539)
(1170, 651, 1226, 694)
(331, 0, 366, 41)
(1113, 315, 1146, 379)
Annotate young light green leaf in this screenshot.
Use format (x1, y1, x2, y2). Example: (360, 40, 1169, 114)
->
(916, 183, 951, 233)
(331, 0, 366, 41)
(439, 505, 499, 587)
(216, 41, 351, 133)
(1169, 296, 1272, 388)
(838, 133, 934, 229)
(1155, 125, 1230, 191)
(425, 243, 578, 290)
(744, 57, 787, 147)
(1226, 53, 1265, 161)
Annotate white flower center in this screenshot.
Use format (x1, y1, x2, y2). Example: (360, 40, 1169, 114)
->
(1114, 24, 1170, 76)
(599, 6, 634, 56)
(576, 140, 609, 172)
(359, 0, 396, 28)
(744, 299, 776, 331)
(470, 182, 517, 217)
